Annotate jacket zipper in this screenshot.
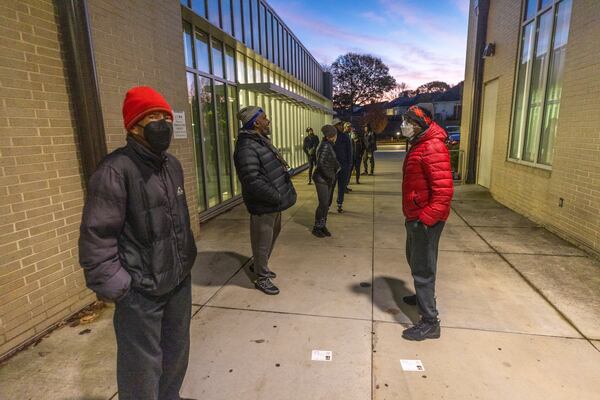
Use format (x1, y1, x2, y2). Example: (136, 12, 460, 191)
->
(159, 163, 184, 275)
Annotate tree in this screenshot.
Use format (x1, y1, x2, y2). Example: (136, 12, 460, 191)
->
(416, 80, 451, 94)
(331, 53, 396, 110)
(380, 82, 408, 102)
(360, 104, 388, 134)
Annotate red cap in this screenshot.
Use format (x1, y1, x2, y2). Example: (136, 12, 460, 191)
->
(122, 86, 173, 130)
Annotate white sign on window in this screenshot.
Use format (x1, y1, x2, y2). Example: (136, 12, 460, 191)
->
(173, 111, 187, 139)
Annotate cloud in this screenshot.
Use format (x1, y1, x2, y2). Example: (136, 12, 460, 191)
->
(268, 0, 468, 88)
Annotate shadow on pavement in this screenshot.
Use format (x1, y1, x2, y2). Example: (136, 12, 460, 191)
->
(190, 251, 254, 289)
(375, 276, 420, 324)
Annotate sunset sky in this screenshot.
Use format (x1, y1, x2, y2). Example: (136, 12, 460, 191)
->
(268, 0, 470, 89)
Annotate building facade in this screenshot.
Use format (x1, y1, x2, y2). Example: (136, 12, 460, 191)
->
(0, 0, 332, 358)
(461, 0, 600, 255)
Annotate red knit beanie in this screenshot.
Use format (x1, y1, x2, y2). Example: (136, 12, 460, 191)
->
(122, 86, 173, 130)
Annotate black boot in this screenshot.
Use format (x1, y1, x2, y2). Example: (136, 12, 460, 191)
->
(321, 226, 332, 237)
(402, 319, 440, 341)
(312, 226, 326, 238)
(337, 204, 344, 213)
(255, 278, 280, 295)
(403, 294, 417, 305)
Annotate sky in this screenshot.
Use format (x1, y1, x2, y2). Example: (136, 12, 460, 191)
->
(268, 0, 470, 89)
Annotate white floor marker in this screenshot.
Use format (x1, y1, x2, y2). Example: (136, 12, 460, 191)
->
(311, 350, 333, 362)
(400, 359, 425, 371)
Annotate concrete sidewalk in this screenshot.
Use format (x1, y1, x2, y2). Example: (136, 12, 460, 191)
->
(1, 149, 599, 400)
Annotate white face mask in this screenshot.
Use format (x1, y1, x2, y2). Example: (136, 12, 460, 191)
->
(401, 121, 416, 138)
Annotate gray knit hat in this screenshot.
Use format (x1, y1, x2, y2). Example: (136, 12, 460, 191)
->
(321, 124, 337, 138)
(238, 106, 263, 129)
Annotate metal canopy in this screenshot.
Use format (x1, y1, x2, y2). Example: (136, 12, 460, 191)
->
(239, 83, 334, 115)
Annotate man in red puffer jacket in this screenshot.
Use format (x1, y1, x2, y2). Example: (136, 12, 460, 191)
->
(400, 105, 454, 341)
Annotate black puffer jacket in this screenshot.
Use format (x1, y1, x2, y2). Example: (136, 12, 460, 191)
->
(303, 134, 319, 157)
(234, 129, 297, 215)
(313, 139, 340, 185)
(79, 136, 197, 300)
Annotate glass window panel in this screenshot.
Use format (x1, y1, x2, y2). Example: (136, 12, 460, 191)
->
(538, 0, 572, 165)
(225, 46, 235, 81)
(233, 0, 243, 40)
(211, 39, 224, 78)
(198, 77, 219, 208)
(222, 0, 232, 35)
(522, 10, 553, 162)
(277, 23, 282, 67)
(255, 62, 262, 83)
(237, 52, 246, 83)
(267, 11, 273, 62)
(183, 22, 194, 69)
(208, 0, 220, 26)
(227, 85, 241, 195)
(540, 0, 552, 9)
(181, 0, 189, 7)
(187, 73, 206, 211)
(260, 3, 267, 57)
(214, 81, 232, 201)
(525, 0, 537, 20)
(243, 0, 252, 47)
(195, 30, 211, 73)
(251, 0, 259, 51)
(191, 0, 206, 17)
(246, 57, 254, 83)
(510, 22, 535, 159)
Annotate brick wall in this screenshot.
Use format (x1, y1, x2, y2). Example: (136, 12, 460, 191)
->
(461, 0, 600, 255)
(87, 0, 200, 236)
(0, 0, 95, 356)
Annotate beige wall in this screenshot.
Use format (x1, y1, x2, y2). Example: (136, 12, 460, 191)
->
(0, 0, 95, 356)
(1, 0, 201, 357)
(461, 0, 600, 255)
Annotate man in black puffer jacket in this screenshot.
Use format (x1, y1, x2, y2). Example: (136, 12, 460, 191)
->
(78, 86, 197, 400)
(234, 106, 297, 295)
(312, 125, 340, 238)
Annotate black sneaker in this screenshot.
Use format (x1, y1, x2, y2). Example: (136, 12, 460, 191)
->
(255, 278, 280, 295)
(337, 205, 344, 213)
(249, 265, 276, 279)
(321, 226, 332, 237)
(312, 227, 326, 238)
(308, 181, 312, 185)
(403, 295, 417, 305)
(402, 319, 440, 341)
(345, 187, 352, 193)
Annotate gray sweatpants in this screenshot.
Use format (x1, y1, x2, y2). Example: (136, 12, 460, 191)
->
(250, 212, 282, 279)
(405, 220, 445, 322)
(113, 275, 192, 400)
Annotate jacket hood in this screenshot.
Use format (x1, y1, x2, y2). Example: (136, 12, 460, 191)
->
(413, 122, 447, 144)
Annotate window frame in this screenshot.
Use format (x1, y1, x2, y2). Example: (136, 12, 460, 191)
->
(507, 0, 571, 170)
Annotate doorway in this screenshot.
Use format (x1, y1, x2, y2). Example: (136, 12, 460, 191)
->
(477, 79, 499, 188)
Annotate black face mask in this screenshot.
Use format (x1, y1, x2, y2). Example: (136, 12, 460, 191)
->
(139, 119, 172, 153)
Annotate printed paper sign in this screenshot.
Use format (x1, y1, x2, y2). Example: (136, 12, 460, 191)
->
(311, 350, 333, 362)
(400, 359, 425, 371)
(173, 111, 187, 139)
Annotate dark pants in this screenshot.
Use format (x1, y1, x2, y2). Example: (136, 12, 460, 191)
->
(405, 220, 445, 322)
(335, 167, 350, 206)
(314, 182, 334, 227)
(352, 157, 362, 183)
(364, 152, 375, 174)
(307, 155, 316, 182)
(250, 212, 282, 279)
(114, 275, 192, 400)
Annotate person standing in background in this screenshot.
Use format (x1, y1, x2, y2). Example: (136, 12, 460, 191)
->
(311, 125, 340, 238)
(303, 127, 320, 185)
(363, 125, 378, 175)
(332, 118, 352, 213)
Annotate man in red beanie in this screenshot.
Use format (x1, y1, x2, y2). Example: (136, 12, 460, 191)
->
(400, 105, 454, 341)
(79, 86, 198, 399)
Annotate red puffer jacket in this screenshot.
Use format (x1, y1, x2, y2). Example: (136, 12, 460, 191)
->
(402, 122, 454, 226)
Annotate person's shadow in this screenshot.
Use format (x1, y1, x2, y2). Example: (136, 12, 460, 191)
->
(190, 250, 255, 289)
(350, 276, 420, 324)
